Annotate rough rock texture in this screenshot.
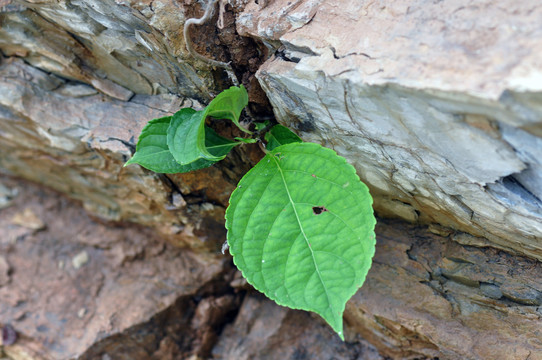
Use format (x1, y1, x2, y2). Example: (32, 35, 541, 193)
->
(1, 0, 212, 101)
(1, 0, 542, 359)
(0, 56, 252, 251)
(0, 0, 269, 249)
(0, 176, 386, 359)
(347, 220, 542, 359)
(0, 176, 228, 359)
(212, 294, 383, 360)
(244, 0, 542, 260)
(2, 177, 540, 359)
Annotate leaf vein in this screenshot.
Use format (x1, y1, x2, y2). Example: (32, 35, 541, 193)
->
(235, 167, 280, 291)
(281, 169, 361, 198)
(293, 201, 365, 252)
(271, 155, 333, 313)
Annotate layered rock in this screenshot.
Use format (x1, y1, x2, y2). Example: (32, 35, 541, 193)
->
(0, 177, 229, 359)
(4, 178, 538, 360)
(0, 56, 247, 250)
(0, 177, 386, 359)
(242, 0, 542, 259)
(1, 0, 541, 359)
(0, 0, 267, 249)
(347, 220, 542, 359)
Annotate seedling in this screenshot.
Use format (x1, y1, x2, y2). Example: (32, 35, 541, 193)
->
(125, 86, 376, 339)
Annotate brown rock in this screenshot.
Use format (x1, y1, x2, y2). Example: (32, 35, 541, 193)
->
(0, 177, 228, 359)
(345, 219, 542, 359)
(212, 294, 384, 360)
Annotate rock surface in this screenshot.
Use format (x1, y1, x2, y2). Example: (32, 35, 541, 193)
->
(0, 176, 229, 359)
(1, 177, 540, 359)
(212, 294, 383, 360)
(348, 220, 542, 359)
(247, 0, 542, 259)
(0, 176, 386, 359)
(1, 0, 541, 359)
(0, 56, 250, 251)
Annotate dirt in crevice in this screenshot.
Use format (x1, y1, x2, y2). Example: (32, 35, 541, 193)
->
(80, 290, 246, 360)
(183, 0, 273, 120)
(176, 1, 276, 200)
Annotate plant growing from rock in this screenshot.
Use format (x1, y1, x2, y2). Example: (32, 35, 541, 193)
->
(125, 86, 376, 339)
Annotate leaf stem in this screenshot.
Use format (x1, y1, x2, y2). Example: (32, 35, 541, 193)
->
(271, 155, 333, 316)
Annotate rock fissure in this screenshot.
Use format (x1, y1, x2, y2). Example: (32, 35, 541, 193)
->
(2, 0, 542, 358)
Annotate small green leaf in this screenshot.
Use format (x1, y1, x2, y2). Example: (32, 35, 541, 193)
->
(167, 86, 248, 165)
(205, 127, 239, 155)
(167, 108, 218, 165)
(254, 120, 270, 131)
(264, 124, 302, 151)
(206, 85, 250, 134)
(125, 116, 236, 173)
(124, 116, 192, 173)
(226, 142, 376, 340)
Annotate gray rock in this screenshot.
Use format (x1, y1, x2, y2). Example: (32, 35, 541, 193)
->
(0, 57, 234, 250)
(247, 0, 542, 259)
(1, 0, 542, 358)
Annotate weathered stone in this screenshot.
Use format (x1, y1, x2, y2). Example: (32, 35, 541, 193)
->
(0, 176, 229, 359)
(345, 219, 542, 359)
(0, 57, 250, 250)
(1, 0, 542, 359)
(0, 1, 202, 100)
(246, 0, 542, 260)
(212, 294, 384, 360)
(2, 181, 542, 359)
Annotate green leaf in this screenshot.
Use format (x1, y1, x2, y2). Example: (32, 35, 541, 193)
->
(167, 108, 217, 165)
(226, 142, 376, 340)
(205, 85, 251, 134)
(124, 116, 192, 173)
(125, 116, 236, 173)
(205, 126, 239, 157)
(264, 124, 303, 151)
(167, 86, 248, 165)
(254, 120, 270, 131)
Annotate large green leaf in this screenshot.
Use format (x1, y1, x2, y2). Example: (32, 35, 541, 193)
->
(264, 124, 302, 151)
(125, 116, 237, 173)
(226, 142, 376, 339)
(205, 85, 250, 134)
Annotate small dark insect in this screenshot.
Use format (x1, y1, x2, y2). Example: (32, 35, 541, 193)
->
(2, 324, 17, 346)
(312, 206, 328, 215)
